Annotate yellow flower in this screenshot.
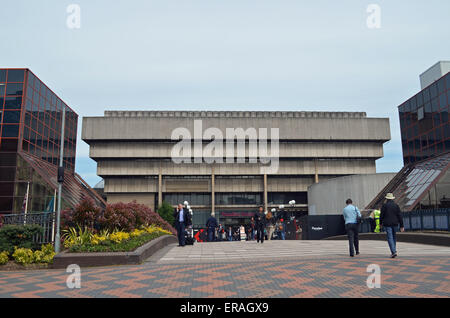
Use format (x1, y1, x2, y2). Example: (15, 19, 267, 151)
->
(110, 231, 130, 243)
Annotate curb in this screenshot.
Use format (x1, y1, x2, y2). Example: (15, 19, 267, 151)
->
(324, 232, 450, 247)
(52, 235, 178, 269)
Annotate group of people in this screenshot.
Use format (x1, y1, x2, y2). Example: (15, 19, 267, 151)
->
(205, 206, 287, 242)
(343, 193, 404, 258)
(174, 194, 405, 259)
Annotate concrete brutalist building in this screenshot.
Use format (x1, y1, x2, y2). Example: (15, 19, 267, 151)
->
(82, 110, 391, 228)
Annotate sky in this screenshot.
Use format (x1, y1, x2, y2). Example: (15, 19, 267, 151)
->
(1, 0, 449, 186)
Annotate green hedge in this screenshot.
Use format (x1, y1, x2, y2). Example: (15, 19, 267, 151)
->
(0, 225, 43, 254)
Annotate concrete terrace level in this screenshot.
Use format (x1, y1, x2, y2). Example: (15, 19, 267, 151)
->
(82, 110, 390, 224)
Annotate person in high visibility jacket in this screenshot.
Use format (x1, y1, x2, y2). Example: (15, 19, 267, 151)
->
(374, 209, 381, 233)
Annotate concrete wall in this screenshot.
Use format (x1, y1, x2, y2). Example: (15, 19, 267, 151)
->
(307, 173, 396, 215)
(107, 193, 156, 211)
(83, 112, 391, 142)
(420, 61, 450, 89)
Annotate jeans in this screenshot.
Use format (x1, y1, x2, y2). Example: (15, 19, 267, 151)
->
(176, 223, 186, 246)
(256, 225, 265, 243)
(385, 225, 399, 255)
(207, 229, 215, 242)
(280, 230, 286, 240)
(345, 223, 359, 256)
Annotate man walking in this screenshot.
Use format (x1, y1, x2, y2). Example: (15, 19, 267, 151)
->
(342, 199, 361, 257)
(254, 206, 266, 244)
(380, 193, 404, 258)
(206, 213, 218, 242)
(174, 203, 188, 247)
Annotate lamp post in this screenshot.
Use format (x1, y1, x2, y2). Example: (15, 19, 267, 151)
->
(55, 107, 66, 254)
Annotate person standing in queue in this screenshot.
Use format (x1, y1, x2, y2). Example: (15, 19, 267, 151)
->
(174, 203, 188, 247)
(254, 206, 266, 244)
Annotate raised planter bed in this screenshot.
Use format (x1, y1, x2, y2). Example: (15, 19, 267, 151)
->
(52, 234, 177, 269)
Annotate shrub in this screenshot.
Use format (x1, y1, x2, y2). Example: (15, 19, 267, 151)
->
(0, 251, 9, 265)
(61, 199, 101, 231)
(61, 199, 177, 246)
(157, 202, 175, 226)
(62, 226, 93, 249)
(12, 248, 34, 265)
(33, 244, 55, 264)
(0, 225, 43, 254)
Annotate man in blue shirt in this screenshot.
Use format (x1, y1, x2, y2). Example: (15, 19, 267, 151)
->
(342, 199, 362, 257)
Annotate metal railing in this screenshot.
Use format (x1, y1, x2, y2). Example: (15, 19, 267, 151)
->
(360, 208, 450, 233)
(1, 212, 55, 244)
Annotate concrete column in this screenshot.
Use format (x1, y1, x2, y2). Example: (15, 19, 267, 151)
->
(211, 166, 215, 214)
(158, 166, 163, 208)
(264, 174, 268, 211)
(314, 159, 319, 184)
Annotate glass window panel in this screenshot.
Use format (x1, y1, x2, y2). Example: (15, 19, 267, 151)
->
(4, 97, 22, 109)
(430, 83, 438, 99)
(417, 92, 424, 106)
(6, 83, 23, 96)
(431, 98, 438, 112)
(0, 84, 5, 96)
(7, 69, 24, 82)
(0, 70, 6, 82)
(423, 88, 430, 103)
(3, 110, 21, 124)
(437, 78, 445, 94)
(2, 125, 19, 137)
(439, 94, 447, 110)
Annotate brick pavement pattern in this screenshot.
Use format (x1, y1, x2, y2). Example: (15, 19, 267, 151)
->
(0, 241, 449, 298)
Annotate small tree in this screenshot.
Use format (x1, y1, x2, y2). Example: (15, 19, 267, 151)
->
(157, 202, 175, 226)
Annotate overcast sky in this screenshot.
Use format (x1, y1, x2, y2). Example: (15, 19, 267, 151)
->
(1, 0, 449, 186)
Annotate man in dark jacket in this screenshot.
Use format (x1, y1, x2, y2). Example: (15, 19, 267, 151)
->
(174, 203, 189, 247)
(254, 206, 266, 244)
(206, 213, 218, 242)
(380, 193, 405, 258)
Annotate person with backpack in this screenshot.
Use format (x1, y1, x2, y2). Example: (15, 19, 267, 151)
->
(342, 198, 362, 257)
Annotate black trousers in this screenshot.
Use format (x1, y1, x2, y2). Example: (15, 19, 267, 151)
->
(256, 224, 265, 243)
(345, 223, 359, 256)
(176, 222, 186, 246)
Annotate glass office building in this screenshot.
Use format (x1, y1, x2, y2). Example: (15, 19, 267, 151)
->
(0, 68, 104, 214)
(399, 72, 450, 165)
(369, 67, 450, 212)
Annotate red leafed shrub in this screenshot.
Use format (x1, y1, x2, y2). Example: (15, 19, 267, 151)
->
(61, 198, 102, 231)
(62, 199, 176, 235)
(99, 202, 176, 234)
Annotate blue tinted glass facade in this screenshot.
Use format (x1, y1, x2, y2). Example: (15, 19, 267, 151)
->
(0, 68, 78, 213)
(399, 72, 450, 165)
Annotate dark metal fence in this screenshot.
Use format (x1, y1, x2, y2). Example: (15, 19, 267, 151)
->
(1, 212, 55, 244)
(360, 208, 450, 233)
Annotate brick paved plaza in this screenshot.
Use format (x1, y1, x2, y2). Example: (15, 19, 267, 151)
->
(1, 240, 449, 298)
